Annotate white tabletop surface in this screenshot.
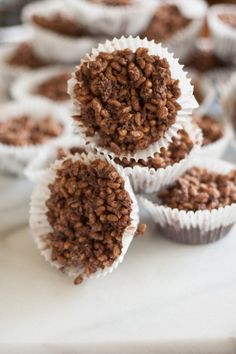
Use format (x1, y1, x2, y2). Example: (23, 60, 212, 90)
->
(1, 165, 236, 354)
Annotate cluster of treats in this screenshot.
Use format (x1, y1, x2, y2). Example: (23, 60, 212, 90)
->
(73, 47, 181, 154)
(34, 73, 71, 102)
(158, 167, 236, 211)
(218, 13, 236, 29)
(193, 114, 224, 146)
(31, 12, 85, 37)
(115, 130, 193, 169)
(45, 158, 133, 284)
(0, 116, 63, 146)
(29, 33, 205, 285)
(142, 4, 191, 43)
(6, 42, 48, 69)
(16, 0, 235, 285)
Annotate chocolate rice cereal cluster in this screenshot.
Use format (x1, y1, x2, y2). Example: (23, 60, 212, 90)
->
(115, 129, 193, 169)
(142, 4, 191, 42)
(34, 73, 71, 101)
(45, 158, 132, 284)
(0, 115, 63, 146)
(158, 167, 236, 211)
(194, 114, 224, 146)
(219, 13, 236, 29)
(73, 47, 181, 155)
(6, 42, 48, 69)
(185, 48, 227, 73)
(32, 12, 86, 37)
(90, 0, 132, 5)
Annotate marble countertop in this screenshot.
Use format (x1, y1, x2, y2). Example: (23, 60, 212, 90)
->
(0, 147, 236, 353)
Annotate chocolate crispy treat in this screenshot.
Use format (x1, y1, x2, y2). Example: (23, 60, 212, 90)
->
(115, 129, 193, 169)
(6, 42, 48, 69)
(45, 158, 132, 284)
(34, 73, 71, 101)
(142, 4, 191, 42)
(0, 116, 63, 146)
(158, 167, 236, 211)
(74, 48, 181, 155)
(194, 114, 224, 146)
(185, 48, 227, 73)
(90, 0, 132, 5)
(32, 13, 85, 37)
(57, 146, 86, 159)
(219, 13, 236, 29)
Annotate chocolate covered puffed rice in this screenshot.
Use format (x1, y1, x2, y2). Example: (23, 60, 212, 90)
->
(0, 115, 63, 146)
(34, 72, 71, 101)
(73, 47, 181, 155)
(194, 114, 224, 146)
(30, 154, 139, 284)
(141, 158, 236, 244)
(142, 4, 191, 43)
(32, 12, 86, 37)
(219, 13, 236, 29)
(158, 167, 236, 211)
(115, 129, 193, 169)
(6, 42, 48, 69)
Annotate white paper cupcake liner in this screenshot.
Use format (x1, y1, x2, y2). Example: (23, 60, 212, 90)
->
(121, 121, 202, 194)
(140, 157, 236, 245)
(68, 36, 198, 161)
(163, 0, 207, 62)
(205, 68, 236, 97)
(197, 123, 232, 159)
(0, 99, 73, 175)
(11, 66, 73, 108)
(25, 135, 87, 183)
(186, 69, 215, 115)
(208, 4, 236, 65)
(0, 76, 7, 103)
(0, 45, 31, 88)
(29, 151, 139, 281)
(66, 0, 156, 37)
(221, 73, 236, 152)
(22, 0, 101, 63)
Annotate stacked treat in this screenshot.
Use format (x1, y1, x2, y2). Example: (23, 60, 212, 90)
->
(0, 0, 236, 285)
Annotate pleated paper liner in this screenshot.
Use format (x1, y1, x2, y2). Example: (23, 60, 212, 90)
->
(140, 158, 236, 245)
(25, 135, 87, 183)
(197, 122, 232, 159)
(30, 152, 139, 281)
(0, 99, 73, 175)
(22, 0, 101, 63)
(66, 0, 156, 37)
(11, 65, 73, 108)
(68, 36, 198, 161)
(120, 120, 202, 194)
(221, 73, 236, 153)
(208, 4, 236, 65)
(0, 45, 33, 89)
(165, 0, 207, 62)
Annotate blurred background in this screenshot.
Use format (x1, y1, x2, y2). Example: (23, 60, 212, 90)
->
(0, 0, 235, 27)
